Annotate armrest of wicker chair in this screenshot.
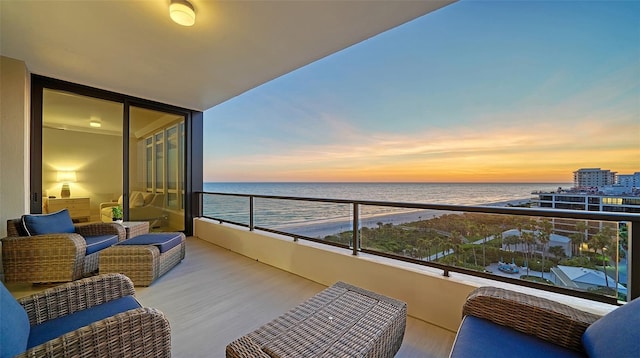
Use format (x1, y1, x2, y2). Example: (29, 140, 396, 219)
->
(75, 221, 126, 241)
(16, 307, 171, 358)
(462, 286, 602, 352)
(18, 273, 136, 325)
(1, 233, 88, 283)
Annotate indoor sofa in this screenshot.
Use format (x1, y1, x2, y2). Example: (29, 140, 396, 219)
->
(2, 209, 125, 283)
(450, 286, 639, 357)
(100, 191, 165, 223)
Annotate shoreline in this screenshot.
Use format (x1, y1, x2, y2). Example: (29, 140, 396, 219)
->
(274, 198, 531, 238)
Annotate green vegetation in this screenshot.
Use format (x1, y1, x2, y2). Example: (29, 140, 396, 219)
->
(111, 206, 123, 220)
(321, 212, 622, 296)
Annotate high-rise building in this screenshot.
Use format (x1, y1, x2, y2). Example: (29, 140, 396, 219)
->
(533, 168, 640, 213)
(573, 168, 616, 189)
(617, 172, 640, 188)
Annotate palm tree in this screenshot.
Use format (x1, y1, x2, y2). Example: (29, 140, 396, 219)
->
(548, 245, 566, 259)
(477, 224, 489, 267)
(416, 237, 430, 261)
(590, 225, 616, 290)
(432, 236, 443, 261)
(503, 234, 519, 252)
(450, 230, 464, 264)
(536, 220, 553, 278)
(521, 226, 536, 277)
(571, 221, 588, 257)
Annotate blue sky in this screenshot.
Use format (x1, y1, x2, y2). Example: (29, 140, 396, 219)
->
(203, 0, 639, 183)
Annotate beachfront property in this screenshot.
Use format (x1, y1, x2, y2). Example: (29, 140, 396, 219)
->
(2, 2, 639, 357)
(532, 168, 640, 213)
(532, 192, 640, 213)
(573, 168, 617, 189)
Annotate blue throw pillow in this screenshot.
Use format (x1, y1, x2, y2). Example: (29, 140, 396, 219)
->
(582, 296, 640, 357)
(21, 209, 75, 236)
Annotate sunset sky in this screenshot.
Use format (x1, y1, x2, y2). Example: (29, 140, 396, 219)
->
(203, 0, 639, 183)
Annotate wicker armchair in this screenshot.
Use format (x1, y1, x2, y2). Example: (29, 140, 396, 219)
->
(450, 287, 639, 357)
(1, 273, 171, 358)
(2, 217, 126, 283)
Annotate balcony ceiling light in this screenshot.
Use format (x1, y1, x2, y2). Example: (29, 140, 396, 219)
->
(170, 0, 196, 27)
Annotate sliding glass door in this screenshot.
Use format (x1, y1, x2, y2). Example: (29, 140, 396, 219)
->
(129, 106, 185, 231)
(31, 75, 200, 234)
(41, 88, 123, 223)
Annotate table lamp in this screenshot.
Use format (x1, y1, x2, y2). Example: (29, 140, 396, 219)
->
(57, 171, 77, 198)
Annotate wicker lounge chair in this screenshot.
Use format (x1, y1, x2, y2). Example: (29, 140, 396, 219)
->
(1, 273, 171, 358)
(2, 210, 126, 283)
(450, 286, 640, 357)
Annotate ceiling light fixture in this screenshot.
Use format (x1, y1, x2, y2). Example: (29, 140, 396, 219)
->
(170, 0, 196, 27)
(89, 120, 102, 128)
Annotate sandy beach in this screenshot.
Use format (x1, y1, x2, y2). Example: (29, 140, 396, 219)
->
(273, 198, 531, 238)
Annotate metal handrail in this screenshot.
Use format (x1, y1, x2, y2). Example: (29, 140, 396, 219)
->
(197, 191, 640, 304)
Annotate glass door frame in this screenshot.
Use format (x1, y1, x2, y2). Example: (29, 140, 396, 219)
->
(30, 75, 202, 235)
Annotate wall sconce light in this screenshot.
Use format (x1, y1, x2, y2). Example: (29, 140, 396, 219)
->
(57, 171, 77, 198)
(89, 120, 102, 128)
(170, 0, 196, 27)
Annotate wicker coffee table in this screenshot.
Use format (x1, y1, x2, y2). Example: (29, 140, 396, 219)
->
(226, 282, 407, 358)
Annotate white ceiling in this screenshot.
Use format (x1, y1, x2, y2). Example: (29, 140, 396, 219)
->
(0, 0, 454, 112)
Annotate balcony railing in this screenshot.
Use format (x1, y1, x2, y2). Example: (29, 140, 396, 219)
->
(196, 191, 640, 304)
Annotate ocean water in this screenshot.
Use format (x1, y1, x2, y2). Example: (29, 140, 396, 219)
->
(202, 182, 570, 230)
(204, 182, 569, 205)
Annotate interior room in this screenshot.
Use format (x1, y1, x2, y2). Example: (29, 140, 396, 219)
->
(41, 88, 185, 231)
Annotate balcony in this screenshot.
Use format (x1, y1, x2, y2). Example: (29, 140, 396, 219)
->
(6, 191, 631, 356)
(193, 192, 635, 331)
(6, 237, 456, 357)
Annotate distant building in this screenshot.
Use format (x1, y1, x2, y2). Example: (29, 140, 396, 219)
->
(616, 172, 640, 190)
(532, 168, 640, 213)
(532, 192, 640, 213)
(573, 168, 616, 189)
(501, 229, 572, 257)
(552, 265, 626, 297)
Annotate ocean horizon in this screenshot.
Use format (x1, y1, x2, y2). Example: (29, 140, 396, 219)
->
(202, 182, 571, 237)
(203, 182, 571, 205)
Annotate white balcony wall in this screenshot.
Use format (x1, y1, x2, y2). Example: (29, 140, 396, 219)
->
(194, 217, 474, 332)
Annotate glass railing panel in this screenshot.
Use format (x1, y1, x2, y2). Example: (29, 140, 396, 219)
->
(198, 191, 637, 303)
(202, 193, 250, 226)
(356, 205, 626, 301)
(354, 205, 447, 259)
(253, 198, 352, 246)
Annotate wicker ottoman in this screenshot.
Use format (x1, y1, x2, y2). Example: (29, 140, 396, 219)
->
(226, 282, 407, 358)
(99, 232, 186, 286)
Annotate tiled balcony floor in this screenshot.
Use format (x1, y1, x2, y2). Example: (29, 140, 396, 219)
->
(6, 237, 456, 357)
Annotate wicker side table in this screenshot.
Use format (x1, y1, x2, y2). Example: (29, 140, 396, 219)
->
(121, 221, 149, 240)
(226, 282, 407, 358)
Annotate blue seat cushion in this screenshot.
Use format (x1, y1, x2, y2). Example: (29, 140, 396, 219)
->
(119, 233, 183, 253)
(582, 296, 640, 357)
(1, 282, 30, 358)
(450, 316, 585, 358)
(21, 209, 75, 236)
(27, 295, 141, 349)
(84, 234, 119, 255)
